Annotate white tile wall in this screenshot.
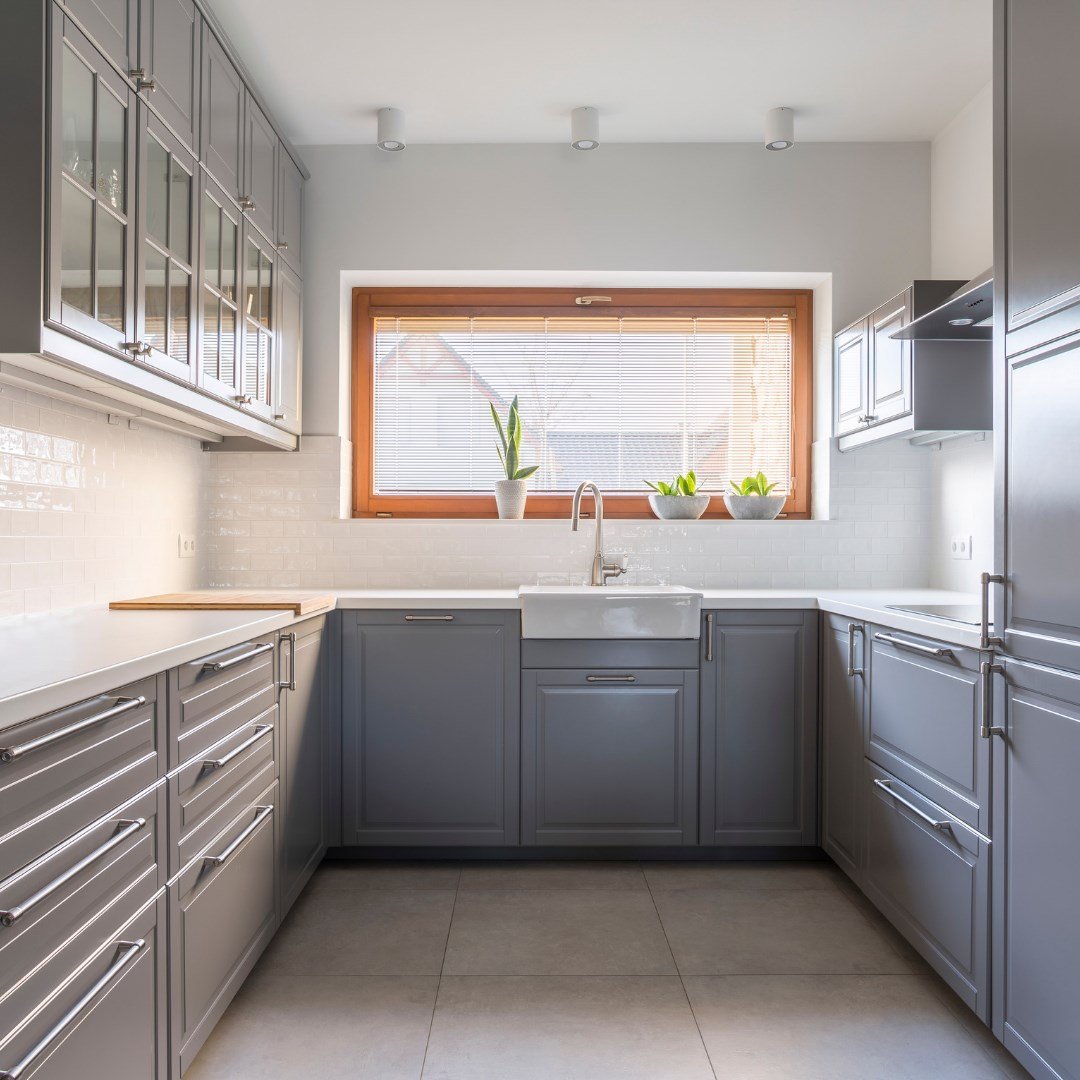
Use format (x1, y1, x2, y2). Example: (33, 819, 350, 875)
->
(203, 436, 935, 590)
(0, 385, 206, 618)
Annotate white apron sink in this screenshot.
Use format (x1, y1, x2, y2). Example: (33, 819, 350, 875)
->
(518, 585, 702, 640)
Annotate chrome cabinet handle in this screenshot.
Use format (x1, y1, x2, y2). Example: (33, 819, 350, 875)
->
(0, 938, 146, 1079)
(233, 394, 253, 405)
(0, 818, 146, 928)
(858, 413, 877, 424)
(873, 779, 953, 834)
(846, 622, 864, 677)
(0, 696, 146, 764)
(980, 571, 1005, 651)
(704, 612, 715, 662)
(128, 69, 156, 92)
(203, 724, 273, 770)
(980, 660, 1006, 739)
(276, 241, 289, 252)
(872, 633, 952, 659)
(586, 674, 636, 683)
(120, 340, 152, 356)
(239, 196, 256, 212)
(404, 614, 454, 622)
(203, 805, 273, 867)
(201, 641, 275, 672)
(278, 632, 297, 691)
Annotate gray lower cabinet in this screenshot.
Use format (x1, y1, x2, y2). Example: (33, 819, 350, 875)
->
(699, 611, 818, 846)
(341, 611, 520, 846)
(521, 666, 698, 846)
(821, 616, 866, 880)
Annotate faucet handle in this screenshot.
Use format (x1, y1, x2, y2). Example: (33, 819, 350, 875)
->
(602, 554, 629, 581)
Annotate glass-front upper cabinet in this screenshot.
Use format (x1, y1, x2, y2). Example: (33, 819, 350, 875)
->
(49, 15, 136, 354)
(240, 224, 275, 420)
(136, 109, 197, 381)
(199, 170, 242, 400)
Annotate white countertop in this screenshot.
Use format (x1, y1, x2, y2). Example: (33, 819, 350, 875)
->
(0, 587, 982, 731)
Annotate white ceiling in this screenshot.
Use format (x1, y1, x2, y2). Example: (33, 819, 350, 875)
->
(208, 0, 991, 147)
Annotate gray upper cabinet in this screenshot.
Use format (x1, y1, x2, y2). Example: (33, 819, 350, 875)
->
(834, 317, 869, 436)
(64, 0, 137, 74)
(868, 290, 912, 425)
(700, 611, 818, 846)
(138, 0, 201, 153)
(277, 151, 303, 272)
(239, 219, 276, 420)
(200, 26, 243, 201)
(275, 259, 302, 432)
(242, 93, 277, 243)
(341, 611, 520, 846)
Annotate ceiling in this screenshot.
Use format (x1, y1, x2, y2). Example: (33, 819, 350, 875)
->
(208, 0, 991, 147)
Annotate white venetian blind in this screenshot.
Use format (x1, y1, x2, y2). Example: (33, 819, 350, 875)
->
(372, 314, 793, 496)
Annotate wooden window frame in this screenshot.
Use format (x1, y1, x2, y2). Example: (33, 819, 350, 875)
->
(351, 287, 813, 519)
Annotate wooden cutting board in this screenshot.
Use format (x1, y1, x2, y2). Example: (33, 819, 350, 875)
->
(110, 590, 334, 616)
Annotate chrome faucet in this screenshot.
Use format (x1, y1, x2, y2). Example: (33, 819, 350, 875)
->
(571, 481, 628, 587)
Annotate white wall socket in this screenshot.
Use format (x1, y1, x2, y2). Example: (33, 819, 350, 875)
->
(950, 534, 972, 560)
(178, 533, 197, 559)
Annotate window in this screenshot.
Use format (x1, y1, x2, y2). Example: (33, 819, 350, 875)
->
(352, 288, 812, 518)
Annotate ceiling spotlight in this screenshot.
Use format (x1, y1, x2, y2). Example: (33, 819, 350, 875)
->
(377, 107, 406, 151)
(571, 106, 600, 151)
(764, 107, 795, 151)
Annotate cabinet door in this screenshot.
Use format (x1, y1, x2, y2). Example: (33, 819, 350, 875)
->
(197, 169, 242, 400)
(239, 221, 276, 420)
(64, 0, 137, 75)
(522, 668, 698, 846)
(868, 289, 912, 425)
(199, 26, 242, 201)
(341, 611, 520, 846)
(277, 151, 303, 271)
(700, 611, 818, 846)
(821, 616, 866, 880)
(280, 618, 327, 915)
(136, 107, 197, 382)
(274, 258, 302, 433)
(992, 659, 1080, 1079)
(138, 0, 200, 152)
(834, 318, 870, 435)
(48, 14, 136, 354)
(242, 93, 277, 243)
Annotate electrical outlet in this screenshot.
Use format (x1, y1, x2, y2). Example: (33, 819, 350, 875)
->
(950, 534, 972, 561)
(178, 533, 197, 559)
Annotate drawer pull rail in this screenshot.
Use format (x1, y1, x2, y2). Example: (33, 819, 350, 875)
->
(404, 614, 454, 622)
(203, 724, 273, 770)
(203, 805, 273, 868)
(0, 696, 147, 764)
(0, 818, 147, 928)
(0, 938, 146, 1079)
(873, 778, 953, 834)
(201, 641, 275, 673)
(872, 633, 952, 659)
(585, 674, 637, 683)
(847, 622, 865, 677)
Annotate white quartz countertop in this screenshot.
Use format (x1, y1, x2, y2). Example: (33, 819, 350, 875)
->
(0, 587, 982, 731)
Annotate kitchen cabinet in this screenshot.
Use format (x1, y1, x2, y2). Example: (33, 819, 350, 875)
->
(64, 0, 138, 75)
(199, 25, 243, 202)
(198, 169, 243, 400)
(274, 259, 303, 432)
(833, 317, 869, 436)
(277, 151, 304, 272)
(138, 0, 201, 153)
(699, 611, 818, 846)
(242, 93, 278, 243)
(521, 666, 698, 846)
(239, 220, 277, 419)
(867, 291, 912, 425)
(820, 615, 866, 881)
(341, 611, 520, 846)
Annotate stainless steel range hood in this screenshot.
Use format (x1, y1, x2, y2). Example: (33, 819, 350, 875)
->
(891, 269, 993, 341)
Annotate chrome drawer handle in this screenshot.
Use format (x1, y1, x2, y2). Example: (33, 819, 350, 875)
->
(0, 696, 147, 764)
(585, 674, 636, 683)
(201, 641, 275, 672)
(404, 614, 454, 622)
(980, 571, 1005, 651)
(873, 778, 953, 834)
(872, 633, 952, 659)
(203, 724, 273, 770)
(278, 632, 297, 691)
(0, 938, 145, 1079)
(704, 612, 715, 662)
(203, 805, 273, 868)
(980, 660, 1006, 739)
(0, 818, 146, 928)
(847, 622, 865, 677)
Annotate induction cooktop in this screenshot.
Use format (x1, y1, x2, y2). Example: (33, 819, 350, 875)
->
(886, 603, 981, 626)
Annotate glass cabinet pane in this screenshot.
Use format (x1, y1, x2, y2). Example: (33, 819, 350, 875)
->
(146, 136, 168, 247)
(61, 46, 94, 188)
(144, 245, 167, 352)
(202, 195, 221, 290)
(243, 321, 259, 395)
(97, 89, 125, 211)
(170, 160, 191, 263)
(245, 239, 259, 319)
(61, 180, 93, 314)
(220, 305, 236, 385)
(259, 251, 273, 329)
(202, 291, 220, 377)
(170, 267, 190, 363)
(96, 209, 124, 330)
(221, 216, 237, 301)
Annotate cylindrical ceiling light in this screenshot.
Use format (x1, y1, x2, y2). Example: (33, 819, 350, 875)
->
(377, 107, 406, 151)
(571, 106, 600, 151)
(764, 107, 795, 151)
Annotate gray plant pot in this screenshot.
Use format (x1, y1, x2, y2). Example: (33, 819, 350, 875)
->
(723, 492, 786, 520)
(647, 493, 711, 520)
(495, 478, 528, 519)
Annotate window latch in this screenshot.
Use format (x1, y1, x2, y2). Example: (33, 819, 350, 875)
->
(574, 295, 612, 306)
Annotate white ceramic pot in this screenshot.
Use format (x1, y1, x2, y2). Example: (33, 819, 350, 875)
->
(723, 492, 786, 520)
(647, 493, 711, 520)
(495, 478, 528, 519)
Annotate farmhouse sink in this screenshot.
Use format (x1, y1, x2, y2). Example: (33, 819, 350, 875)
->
(518, 585, 703, 640)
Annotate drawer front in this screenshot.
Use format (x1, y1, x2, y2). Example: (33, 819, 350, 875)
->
(0, 780, 165, 992)
(864, 761, 989, 1019)
(0, 676, 164, 882)
(0, 885, 166, 1080)
(170, 780, 278, 1074)
(170, 635, 278, 768)
(867, 628, 987, 830)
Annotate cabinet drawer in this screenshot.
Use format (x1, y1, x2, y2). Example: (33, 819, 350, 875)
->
(0, 885, 166, 1080)
(0, 676, 164, 881)
(867, 628, 987, 831)
(864, 761, 989, 1019)
(169, 780, 278, 1075)
(169, 635, 277, 768)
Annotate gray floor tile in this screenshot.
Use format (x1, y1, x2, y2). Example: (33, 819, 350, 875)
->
(422, 976, 715, 1080)
(929, 980, 1034, 1079)
(832, 870, 932, 972)
(183, 974, 438, 1080)
(644, 860, 842, 892)
(654, 883, 915, 975)
(311, 860, 462, 892)
(684, 974, 1009, 1079)
(443, 889, 676, 975)
(258, 887, 456, 975)
(459, 860, 647, 892)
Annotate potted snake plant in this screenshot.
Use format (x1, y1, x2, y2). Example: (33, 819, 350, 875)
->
(490, 396, 539, 519)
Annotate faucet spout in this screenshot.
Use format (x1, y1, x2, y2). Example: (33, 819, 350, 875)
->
(571, 481, 625, 587)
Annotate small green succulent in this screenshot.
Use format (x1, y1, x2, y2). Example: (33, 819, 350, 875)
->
(729, 471, 779, 496)
(645, 470, 699, 496)
(490, 396, 540, 481)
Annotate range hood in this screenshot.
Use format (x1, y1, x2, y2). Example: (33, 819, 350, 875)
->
(891, 269, 993, 341)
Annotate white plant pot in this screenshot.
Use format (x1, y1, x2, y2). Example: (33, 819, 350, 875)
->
(647, 493, 711, 520)
(723, 493, 786, 520)
(495, 478, 528, 519)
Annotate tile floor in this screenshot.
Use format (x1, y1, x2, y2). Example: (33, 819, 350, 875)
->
(185, 860, 1029, 1080)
